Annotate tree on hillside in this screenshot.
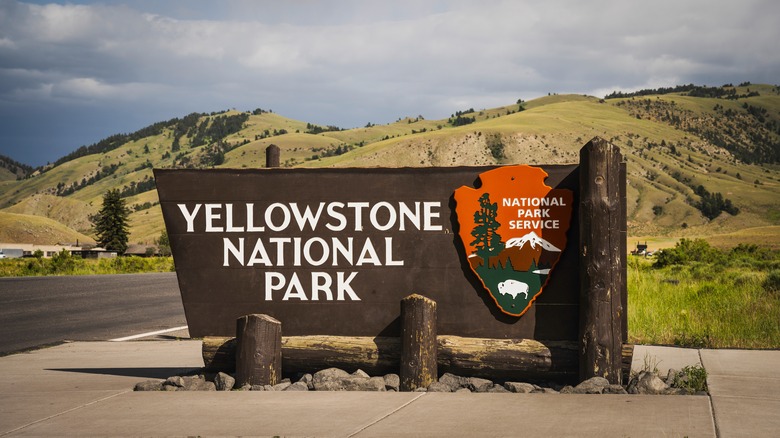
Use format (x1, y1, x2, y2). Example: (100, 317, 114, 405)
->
(93, 189, 130, 254)
(156, 229, 171, 256)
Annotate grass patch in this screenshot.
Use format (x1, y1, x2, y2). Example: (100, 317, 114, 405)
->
(628, 240, 780, 348)
(0, 250, 174, 277)
(671, 365, 708, 393)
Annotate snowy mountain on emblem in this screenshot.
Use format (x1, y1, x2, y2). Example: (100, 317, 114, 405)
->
(505, 231, 561, 252)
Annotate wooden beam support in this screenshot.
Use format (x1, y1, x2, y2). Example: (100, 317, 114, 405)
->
(400, 294, 437, 391)
(265, 144, 280, 168)
(235, 314, 282, 387)
(578, 137, 625, 384)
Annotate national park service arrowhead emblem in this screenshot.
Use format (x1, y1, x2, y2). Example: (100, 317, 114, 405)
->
(454, 166, 573, 317)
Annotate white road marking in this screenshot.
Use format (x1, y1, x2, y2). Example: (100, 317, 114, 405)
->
(109, 325, 189, 342)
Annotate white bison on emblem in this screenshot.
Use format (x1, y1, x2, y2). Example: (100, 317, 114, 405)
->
(497, 279, 529, 300)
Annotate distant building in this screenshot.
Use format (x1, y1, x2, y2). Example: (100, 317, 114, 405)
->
(70, 248, 118, 259)
(124, 244, 160, 257)
(0, 243, 116, 259)
(0, 248, 23, 258)
(630, 242, 650, 256)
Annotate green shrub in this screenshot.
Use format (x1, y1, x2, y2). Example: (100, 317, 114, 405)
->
(653, 238, 723, 268)
(673, 332, 712, 349)
(49, 249, 85, 274)
(671, 365, 708, 393)
(765, 270, 780, 293)
(0, 256, 174, 277)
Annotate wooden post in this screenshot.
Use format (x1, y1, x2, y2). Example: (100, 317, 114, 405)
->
(235, 314, 282, 387)
(265, 144, 280, 168)
(578, 137, 625, 384)
(400, 294, 437, 391)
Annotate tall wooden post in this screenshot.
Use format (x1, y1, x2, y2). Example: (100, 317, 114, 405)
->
(578, 137, 625, 384)
(400, 294, 437, 391)
(265, 144, 280, 168)
(235, 314, 282, 387)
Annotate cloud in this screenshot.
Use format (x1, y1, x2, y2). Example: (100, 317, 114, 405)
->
(1, 0, 779, 166)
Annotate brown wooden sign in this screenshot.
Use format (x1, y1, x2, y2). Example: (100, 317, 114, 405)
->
(155, 165, 581, 340)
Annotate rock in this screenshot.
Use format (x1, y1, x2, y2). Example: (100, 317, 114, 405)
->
(427, 381, 453, 392)
(312, 368, 350, 391)
(487, 384, 509, 393)
(214, 372, 235, 391)
(236, 383, 251, 391)
(559, 385, 575, 394)
(181, 376, 216, 391)
(343, 376, 387, 391)
(352, 369, 370, 379)
(366, 377, 389, 392)
(467, 377, 494, 393)
(263, 385, 274, 391)
(314, 368, 350, 383)
(164, 376, 185, 388)
(633, 371, 669, 395)
(539, 387, 560, 394)
(438, 373, 469, 391)
(604, 384, 628, 395)
(413, 387, 428, 392)
(272, 381, 292, 391)
(313, 380, 344, 391)
(284, 381, 309, 391)
(313, 368, 351, 390)
(454, 387, 472, 393)
(383, 374, 400, 392)
(310, 368, 386, 391)
(250, 384, 265, 391)
(666, 368, 679, 386)
(504, 382, 536, 393)
(299, 373, 315, 390)
(134, 380, 163, 391)
(573, 376, 610, 394)
(162, 384, 178, 391)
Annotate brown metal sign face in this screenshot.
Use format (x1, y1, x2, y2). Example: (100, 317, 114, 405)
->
(453, 165, 574, 317)
(155, 166, 579, 340)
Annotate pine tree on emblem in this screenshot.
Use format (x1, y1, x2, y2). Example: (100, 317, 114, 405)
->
(470, 193, 503, 261)
(93, 189, 130, 254)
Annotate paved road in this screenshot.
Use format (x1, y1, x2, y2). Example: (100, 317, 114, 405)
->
(0, 272, 186, 355)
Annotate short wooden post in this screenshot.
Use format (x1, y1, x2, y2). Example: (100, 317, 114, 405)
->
(265, 144, 280, 168)
(235, 314, 282, 387)
(400, 294, 437, 391)
(578, 137, 625, 384)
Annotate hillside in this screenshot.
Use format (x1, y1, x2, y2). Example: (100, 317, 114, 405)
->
(0, 84, 778, 248)
(0, 154, 32, 181)
(0, 211, 94, 245)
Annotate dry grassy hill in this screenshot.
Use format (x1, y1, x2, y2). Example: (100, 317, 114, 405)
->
(1, 84, 779, 248)
(0, 211, 94, 245)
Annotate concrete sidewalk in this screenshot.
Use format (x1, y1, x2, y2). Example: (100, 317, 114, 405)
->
(0, 341, 776, 437)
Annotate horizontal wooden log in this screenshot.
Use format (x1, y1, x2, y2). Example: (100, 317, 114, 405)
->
(437, 336, 578, 381)
(203, 336, 237, 372)
(203, 336, 399, 375)
(203, 335, 586, 382)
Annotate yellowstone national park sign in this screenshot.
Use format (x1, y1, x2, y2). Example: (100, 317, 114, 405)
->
(155, 165, 581, 340)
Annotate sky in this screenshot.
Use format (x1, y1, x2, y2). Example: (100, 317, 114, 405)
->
(1, 0, 779, 167)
